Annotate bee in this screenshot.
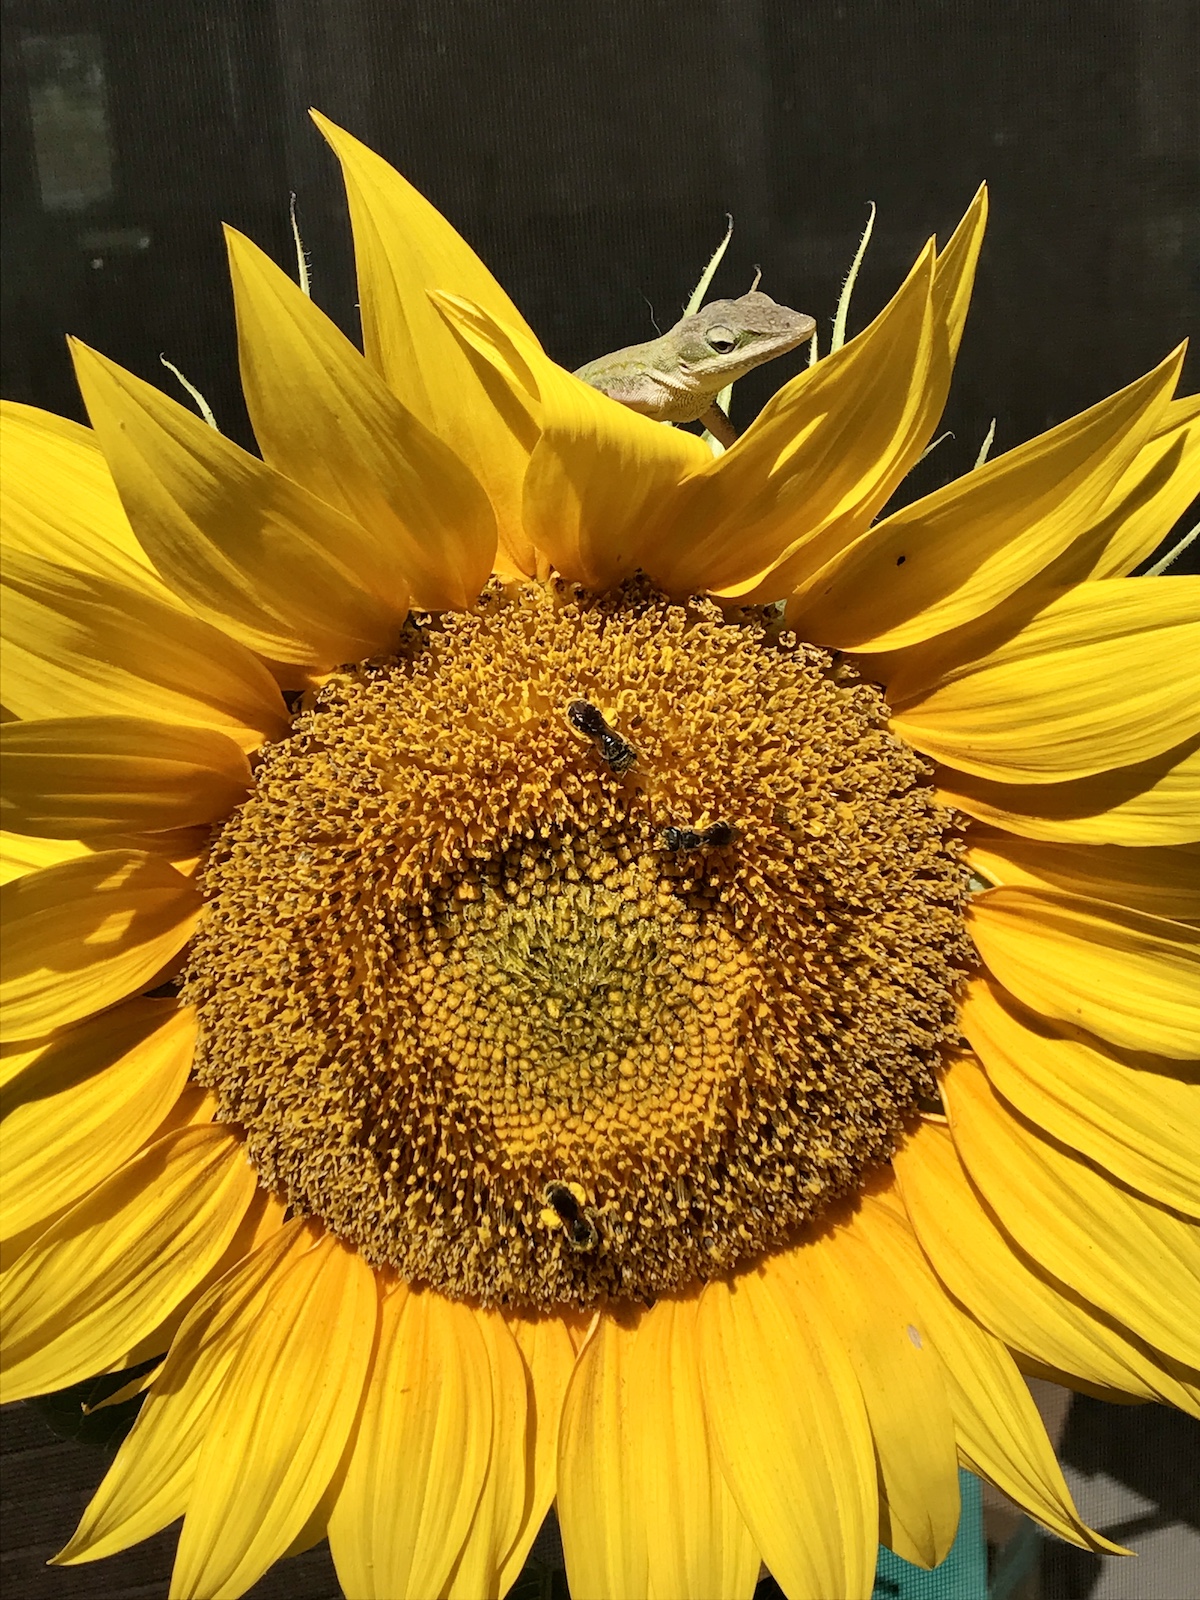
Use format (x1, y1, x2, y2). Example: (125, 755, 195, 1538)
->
(541, 1181, 600, 1252)
(566, 700, 637, 775)
(660, 822, 736, 851)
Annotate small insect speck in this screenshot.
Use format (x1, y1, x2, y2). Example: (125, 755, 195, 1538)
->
(566, 700, 637, 775)
(542, 1181, 600, 1252)
(660, 822, 736, 852)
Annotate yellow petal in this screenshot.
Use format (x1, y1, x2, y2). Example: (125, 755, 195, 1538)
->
(0, 849, 200, 1043)
(969, 885, 1200, 1058)
(0, 848, 200, 1043)
(960, 979, 1199, 1216)
(225, 226, 496, 611)
(524, 377, 709, 594)
(313, 112, 540, 579)
(1, 1124, 256, 1401)
(697, 1258, 877, 1600)
(1, 549, 288, 750)
(428, 288, 546, 417)
(894, 1117, 1197, 1412)
(942, 1053, 1200, 1369)
(112, 1183, 291, 1379)
(279, 1486, 339, 1562)
(424, 293, 554, 582)
(557, 1295, 759, 1600)
(1081, 393, 1200, 579)
(855, 1193, 1124, 1552)
(327, 1286, 493, 1600)
(87, 1360, 165, 1413)
(0, 400, 167, 593)
(0, 1080, 215, 1287)
(793, 349, 1183, 651)
(649, 243, 938, 599)
(434, 289, 707, 590)
(0, 830, 93, 884)
(0, 715, 251, 838)
(866, 397, 1197, 706)
(800, 1216, 962, 1569)
(496, 1312, 580, 1593)
(0, 826, 210, 887)
(0, 1033, 48, 1090)
(940, 733, 1200, 845)
(930, 185, 989, 368)
(1, 1001, 195, 1237)
(862, 392, 1200, 716)
(444, 1307, 530, 1599)
(56, 1220, 314, 1566)
(891, 577, 1200, 782)
(132, 825, 212, 877)
(723, 199, 987, 609)
(170, 1233, 378, 1600)
(72, 340, 410, 670)
(557, 1308, 653, 1600)
(967, 832, 1200, 922)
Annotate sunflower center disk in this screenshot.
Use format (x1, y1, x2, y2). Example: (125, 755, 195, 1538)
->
(184, 582, 971, 1308)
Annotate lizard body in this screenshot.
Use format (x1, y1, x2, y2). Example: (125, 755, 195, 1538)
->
(574, 291, 815, 446)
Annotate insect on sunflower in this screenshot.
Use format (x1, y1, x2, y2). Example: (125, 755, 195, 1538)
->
(2, 110, 1198, 1600)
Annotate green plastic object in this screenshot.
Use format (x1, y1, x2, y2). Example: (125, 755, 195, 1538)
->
(871, 1471, 988, 1600)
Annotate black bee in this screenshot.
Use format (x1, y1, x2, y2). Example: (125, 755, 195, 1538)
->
(566, 700, 637, 775)
(543, 1182, 600, 1252)
(660, 822, 736, 851)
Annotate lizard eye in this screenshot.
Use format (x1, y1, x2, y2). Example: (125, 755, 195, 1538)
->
(705, 326, 737, 353)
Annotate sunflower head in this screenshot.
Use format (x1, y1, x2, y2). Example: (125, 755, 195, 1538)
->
(2, 111, 1196, 1600)
(180, 576, 974, 1307)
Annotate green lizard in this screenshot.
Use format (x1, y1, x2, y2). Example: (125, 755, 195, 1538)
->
(574, 291, 816, 447)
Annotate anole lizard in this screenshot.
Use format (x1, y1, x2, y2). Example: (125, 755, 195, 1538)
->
(574, 291, 816, 447)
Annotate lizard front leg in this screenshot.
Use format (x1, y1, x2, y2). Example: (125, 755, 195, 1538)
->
(700, 402, 738, 449)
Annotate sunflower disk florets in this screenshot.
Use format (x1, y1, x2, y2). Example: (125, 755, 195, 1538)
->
(186, 580, 972, 1307)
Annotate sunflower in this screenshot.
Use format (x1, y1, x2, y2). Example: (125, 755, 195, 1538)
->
(2, 110, 1198, 1600)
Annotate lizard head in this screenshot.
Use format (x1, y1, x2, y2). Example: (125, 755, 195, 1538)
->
(672, 291, 816, 390)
